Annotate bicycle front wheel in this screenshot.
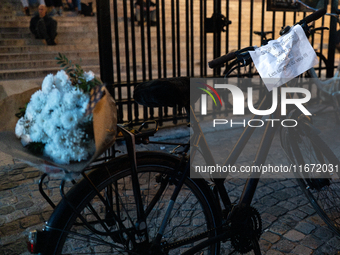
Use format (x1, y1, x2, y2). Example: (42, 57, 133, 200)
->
(281, 119, 340, 235)
(43, 151, 221, 254)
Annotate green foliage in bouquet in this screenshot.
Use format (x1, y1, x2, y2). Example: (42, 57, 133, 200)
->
(55, 53, 102, 93)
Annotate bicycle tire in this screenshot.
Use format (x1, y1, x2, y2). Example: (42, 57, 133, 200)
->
(280, 118, 340, 236)
(42, 151, 221, 255)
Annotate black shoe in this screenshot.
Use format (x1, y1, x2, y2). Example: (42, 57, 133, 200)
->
(47, 40, 57, 45)
(24, 7, 30, 16)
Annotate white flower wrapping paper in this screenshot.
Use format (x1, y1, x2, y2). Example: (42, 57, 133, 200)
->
(0, 71, 117, 174)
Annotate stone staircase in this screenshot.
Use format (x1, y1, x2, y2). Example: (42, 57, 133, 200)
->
(0, 0, 100, 100)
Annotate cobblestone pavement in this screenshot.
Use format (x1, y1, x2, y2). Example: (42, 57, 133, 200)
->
(0, 106, 340, 254)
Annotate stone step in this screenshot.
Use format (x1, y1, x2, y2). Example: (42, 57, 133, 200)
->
(0, 36, 98, 46)
(0, 13, 16, 21)
(1, 16, 99, 28)
(0, 64, 100, 80)
(0, 51, 99, 61)
(0, 26, 98, 34)
(0, 58, 99, 70)
(0, 43, 98, 53)
(0, 30, 98, 39)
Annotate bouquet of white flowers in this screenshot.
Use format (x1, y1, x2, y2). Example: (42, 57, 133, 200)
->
(0, 54, 117, 173)
(15, 69, 95, 164)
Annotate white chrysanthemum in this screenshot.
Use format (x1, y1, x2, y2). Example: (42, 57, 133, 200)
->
(84, 71, 95, 82)
(46, 88, 61, 109)
(62, 91, 77, 109)
(41, 74, 54, 94)
(29, 122, 44, 142)
(61, 111, 78, 130)
(54, 70, 69, 92)
(15, 117, 25, 138)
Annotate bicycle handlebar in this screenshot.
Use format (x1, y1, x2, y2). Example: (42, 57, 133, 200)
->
(208, 8, 326, 70)
(299, 8, 326, 24)
(208, 52, 237, 69)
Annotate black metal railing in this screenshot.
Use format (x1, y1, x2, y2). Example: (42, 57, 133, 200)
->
(95, 0, 336, 126)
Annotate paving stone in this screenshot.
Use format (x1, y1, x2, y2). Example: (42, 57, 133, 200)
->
(306, 215, 327, 227)
(298, 204, 316, 216)
(287, 209, 308, 220)
(259, 196, 279, 207)
(0, 196, 18, 206)
(283, 229, 305, 242)
(320, 244, 340, 255)
(270, 191, 291, 201)
(280, 180, 296, 188)
(267, 181, 285, 191)
(300, 235, 325, 250)
(327, 236, 340, 250)
(313, 227, 334, 240)
(269, 221, 292, 235)
(294, 221, 316, 235)
(23, 171, 41, 179)
(271, 239, 296, 253)
(276, 200, 297, 211)
(261, 231, 280, 244)
(261, 212, 277, 224)
(0, 206, 15, 215)
(265, 205, 289, 217)
(265, 250, 285, 255)
(255, 186, 274, 199)
(15, 200, 34, 210)
(291, 244, 313, 255)
(288, 195, 308, 206)
(0, 220, 20, 236)
(19, 215, 41, 228)
(277, 215, 299, 228)
(0, 182, 19, 191)
(259, 239, 272, 251)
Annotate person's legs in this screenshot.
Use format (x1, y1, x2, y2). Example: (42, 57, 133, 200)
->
(36, 18, 56, 45)
(21, 0, 30, 15)
(135, 8, 141, 22)
(150, 10, 156, 22)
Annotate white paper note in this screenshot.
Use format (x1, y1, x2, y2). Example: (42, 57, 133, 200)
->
(249, 25, 318, 91)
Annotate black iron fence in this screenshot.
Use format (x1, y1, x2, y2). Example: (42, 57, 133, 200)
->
(95, 0, 338, 126)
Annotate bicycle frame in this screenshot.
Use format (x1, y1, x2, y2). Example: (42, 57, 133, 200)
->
(189, 89, 281, 212)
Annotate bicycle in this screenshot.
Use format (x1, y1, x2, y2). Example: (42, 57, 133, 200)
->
(28, 9, 340, 255)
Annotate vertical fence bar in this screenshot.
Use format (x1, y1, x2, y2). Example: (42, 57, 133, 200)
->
(130, 0, 140, 124)
(176, 0, 181, 77)
(225, 0, 229, 57)
(95, 0, 114, 96)
(190, 0, 194, 76)
(213, 0, 221, 76)
(161, 0, 168, 119)
(203, 0, 207, 76)
(113, 0, 123, 123)
(123, 0, 132, 123)
(327, 0, 339, 77)
(171, 0, 176, 77)
(155, 0, 163, 125)
(200, 0, 203, 76)
(186, 0, 190, 77)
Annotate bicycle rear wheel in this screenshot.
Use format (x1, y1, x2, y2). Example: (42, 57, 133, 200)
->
(280, 119, 340, 235)
(43, 151, 221, 254)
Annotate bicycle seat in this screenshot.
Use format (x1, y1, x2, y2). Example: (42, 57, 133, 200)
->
(134, 77, 200, 109)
